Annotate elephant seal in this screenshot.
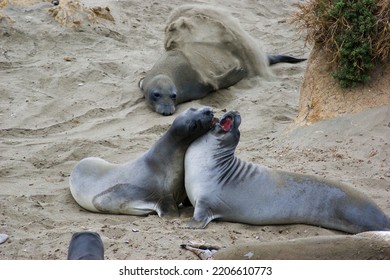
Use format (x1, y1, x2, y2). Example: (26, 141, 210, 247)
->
(139, 50, 246, 116)
(182, 232, 390, 260)
(184, 111, 390, 233)
(139, 51, 305, 116)
(67, 232, 104, 260)
(70, 107, 215, 218)
(139, 5, 306, 116)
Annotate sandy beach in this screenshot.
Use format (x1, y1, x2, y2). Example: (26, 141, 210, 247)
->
(0, 0, 389, 259)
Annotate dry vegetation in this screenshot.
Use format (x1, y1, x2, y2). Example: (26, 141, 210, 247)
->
(291, 0, 390, 87)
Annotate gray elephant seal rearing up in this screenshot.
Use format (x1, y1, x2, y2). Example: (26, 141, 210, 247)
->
(69, 107, 215, 218)
(139, 5, 305, 116)
(184, 111, 390, 233)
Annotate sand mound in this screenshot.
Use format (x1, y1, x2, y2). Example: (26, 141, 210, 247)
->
(295, 44, 390, 125)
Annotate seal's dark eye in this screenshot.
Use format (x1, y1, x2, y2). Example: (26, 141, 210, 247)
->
(170, 93, 177, 100)
(151, 92, 161, 101)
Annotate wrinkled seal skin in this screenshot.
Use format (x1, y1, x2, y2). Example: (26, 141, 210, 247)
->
(184, 111, 390, 233)
(67, 232, 104, 260)
(69, 107, 215, 218)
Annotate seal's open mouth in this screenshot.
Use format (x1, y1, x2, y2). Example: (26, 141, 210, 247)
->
(220, 116, 233, 132)
(216, 111, 240, 133)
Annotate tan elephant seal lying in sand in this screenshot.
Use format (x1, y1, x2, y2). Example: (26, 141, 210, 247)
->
(182, 232, 390, 260)
(139, 5, 305, 115)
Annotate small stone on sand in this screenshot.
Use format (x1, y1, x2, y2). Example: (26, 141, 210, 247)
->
(0, 233, 9, 244)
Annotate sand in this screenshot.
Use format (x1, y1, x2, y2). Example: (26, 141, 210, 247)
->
(0, 0, 389, 260)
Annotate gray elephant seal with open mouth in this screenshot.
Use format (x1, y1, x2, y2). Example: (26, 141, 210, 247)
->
(69, 107, 215, 218)
(184, 111, 390, 233)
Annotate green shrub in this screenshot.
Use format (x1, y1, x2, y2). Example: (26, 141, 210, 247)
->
(292, 0, 389, 88)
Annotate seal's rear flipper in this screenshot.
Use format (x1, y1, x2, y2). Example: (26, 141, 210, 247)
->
(67, 232, 104, 260)
(157, 195, 180, 218)
(267, 54, 306, 65)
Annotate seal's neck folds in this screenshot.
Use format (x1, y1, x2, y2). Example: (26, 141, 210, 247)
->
(186, 133, 240, 184)
(186, 129, 259, 188)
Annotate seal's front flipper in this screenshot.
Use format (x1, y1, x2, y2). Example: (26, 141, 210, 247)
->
(184, 203, 215, 229)
(156, 195, 180, 218)
(267, 54, 306, 65)
(184, 218, 210, 229)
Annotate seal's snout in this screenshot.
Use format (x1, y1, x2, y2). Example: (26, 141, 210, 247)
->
(200, 107, 217, 128)
(163, 112, 172, 116)
(155, 103, 176, 116)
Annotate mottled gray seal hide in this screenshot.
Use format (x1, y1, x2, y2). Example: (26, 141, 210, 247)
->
(184, 111, 390, 233)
